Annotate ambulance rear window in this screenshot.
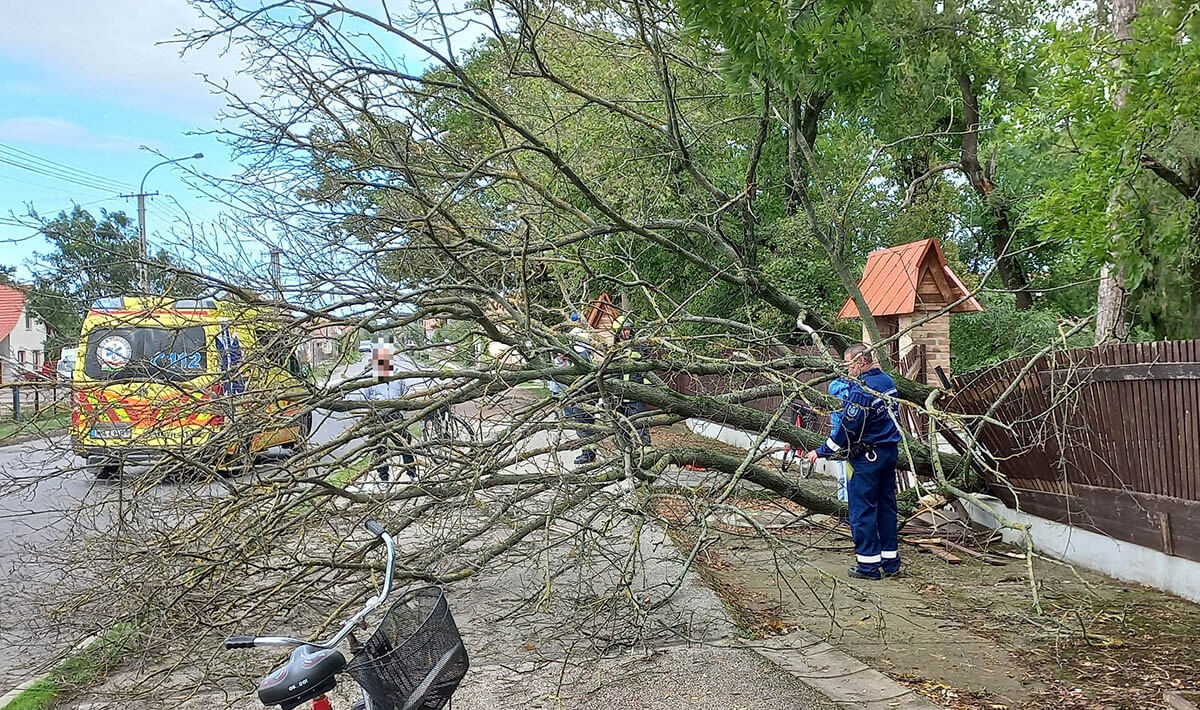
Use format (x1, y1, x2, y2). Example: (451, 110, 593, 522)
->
(83, 327, 208, 382)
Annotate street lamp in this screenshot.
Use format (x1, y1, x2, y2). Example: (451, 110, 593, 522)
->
(134, 149, 203, 292)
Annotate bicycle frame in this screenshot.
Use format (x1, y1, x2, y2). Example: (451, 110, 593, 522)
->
(225, 520, 396, 709)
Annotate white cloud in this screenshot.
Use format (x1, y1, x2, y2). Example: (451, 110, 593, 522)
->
(0, 117, 142, 151)
(0, 1, 253, 120)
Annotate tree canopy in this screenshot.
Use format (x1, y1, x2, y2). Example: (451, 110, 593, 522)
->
(7, 207, 198, 349)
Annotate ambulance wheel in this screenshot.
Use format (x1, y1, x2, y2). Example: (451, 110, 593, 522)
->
(92, 461, 120, 480)
(284, 412, 313, 454)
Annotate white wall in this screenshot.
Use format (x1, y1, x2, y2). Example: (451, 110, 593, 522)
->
(9, 304, 48, 364)
(684, 418, 843, 479)
(965, 494, 1200, 603)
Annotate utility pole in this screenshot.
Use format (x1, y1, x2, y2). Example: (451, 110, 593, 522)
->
(118, 187, 159, 293)
(270, 248, 283, 298)
(136, 190, 156, 292)
(124, 150, 203, 293)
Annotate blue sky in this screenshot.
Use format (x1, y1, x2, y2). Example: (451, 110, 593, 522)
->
(0, 1, 256, 278)
(0, 1, 489, 282)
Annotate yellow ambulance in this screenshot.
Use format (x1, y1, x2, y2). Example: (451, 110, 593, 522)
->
(71, 296, 313, 478)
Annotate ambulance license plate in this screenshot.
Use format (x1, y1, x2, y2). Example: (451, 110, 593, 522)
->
(90, 425, 132, 440)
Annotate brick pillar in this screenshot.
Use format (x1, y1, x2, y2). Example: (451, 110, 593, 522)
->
(908, 310, 951, 379)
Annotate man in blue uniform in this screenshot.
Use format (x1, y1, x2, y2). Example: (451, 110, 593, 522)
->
(806, 344, 903, 579)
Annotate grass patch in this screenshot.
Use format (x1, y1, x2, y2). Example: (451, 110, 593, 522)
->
(1, 624, 134, 710)
(329, 456, 370, 486)
(0, 408, 71, 443)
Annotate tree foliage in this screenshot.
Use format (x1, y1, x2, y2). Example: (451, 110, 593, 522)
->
(17, 207, 198, 349)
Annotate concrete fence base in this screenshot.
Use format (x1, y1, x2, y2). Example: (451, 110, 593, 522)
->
(964, 493, 1200, 603)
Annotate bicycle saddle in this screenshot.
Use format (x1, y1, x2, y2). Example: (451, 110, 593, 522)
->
(258, 644, 346, 710)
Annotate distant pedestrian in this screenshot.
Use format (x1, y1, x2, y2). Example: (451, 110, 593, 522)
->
(806, 344, 902, 580)
(364, 343, 417, 483)
(552, 314, 598, 465)
(611, 315, 650, 447)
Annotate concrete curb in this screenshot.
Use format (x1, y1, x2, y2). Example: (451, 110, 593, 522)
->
(0, 677, 38, 708)
(740, 631, 944, 709)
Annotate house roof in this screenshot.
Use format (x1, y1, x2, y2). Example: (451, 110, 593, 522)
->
(837, 238, 984, 319)
(0, 284, 26, 342)
(585, 293, 619, 329)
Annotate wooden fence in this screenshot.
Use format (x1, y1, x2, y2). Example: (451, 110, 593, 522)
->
(660, 346, 833, 426)
(945, 340, 1200, 563)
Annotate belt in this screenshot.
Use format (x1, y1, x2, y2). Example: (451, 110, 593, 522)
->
(846, 444, 875, 461)
(846, 442, 898, 461)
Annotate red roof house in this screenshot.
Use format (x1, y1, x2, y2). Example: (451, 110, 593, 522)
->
(585, 293, 619, 331)
(0, 285, 23, 343)
(0, 284, 51, 381)
(837, 238, 982, 381)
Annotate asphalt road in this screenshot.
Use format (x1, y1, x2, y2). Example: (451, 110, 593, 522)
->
(0, 365, 366, 695)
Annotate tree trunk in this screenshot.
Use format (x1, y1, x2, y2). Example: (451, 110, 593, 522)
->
(992, 207, 1034, 310)
(956, 72, 1033, 309)
(1094, 0, 1137, 344)
(784, 92, 828, 216)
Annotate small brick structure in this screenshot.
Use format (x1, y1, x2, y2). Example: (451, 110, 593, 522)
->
(837, 238, 982, 382)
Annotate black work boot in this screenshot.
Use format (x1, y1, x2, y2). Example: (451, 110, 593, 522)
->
(848, 566, 882, 581)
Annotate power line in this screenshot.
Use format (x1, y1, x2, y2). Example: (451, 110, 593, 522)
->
(0, 143, 135, 192)
(0, 154, 129, 194)
(0, 168, 119, 200)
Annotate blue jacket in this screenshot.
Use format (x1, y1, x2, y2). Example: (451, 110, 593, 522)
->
(827, 377, 853, 430)
(817, 368, 902, 458)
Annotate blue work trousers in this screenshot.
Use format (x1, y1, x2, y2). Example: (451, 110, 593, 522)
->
(562, 405, 595, 445)
(616, 401, 650, 445)
(847, 444, 900, 574)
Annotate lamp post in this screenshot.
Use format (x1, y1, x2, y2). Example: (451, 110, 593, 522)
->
(131, 150, 203, 292)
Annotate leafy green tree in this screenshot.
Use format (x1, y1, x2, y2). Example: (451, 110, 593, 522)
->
(17, 207, 198, 349)
(1026, 0, 1200, 340)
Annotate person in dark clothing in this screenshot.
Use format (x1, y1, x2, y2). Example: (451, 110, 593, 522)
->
(806, 344, 902, 580)
(551, 349, 597, 466)
(612, 316, 651, 446)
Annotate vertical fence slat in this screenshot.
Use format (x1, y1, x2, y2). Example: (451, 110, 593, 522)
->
(1185, 340, 1195, 501)
(1166, 341, 1182, 500)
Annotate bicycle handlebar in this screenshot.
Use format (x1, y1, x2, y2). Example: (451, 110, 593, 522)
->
(224, 520, 397, 651)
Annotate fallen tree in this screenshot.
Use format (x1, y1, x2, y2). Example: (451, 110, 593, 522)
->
(1, 0, 1071, 705)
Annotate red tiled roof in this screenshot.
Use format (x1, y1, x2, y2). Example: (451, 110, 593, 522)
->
(837, 238, 984, 318)
(0, 284, 25, 342)
(585, 293, 618, 329)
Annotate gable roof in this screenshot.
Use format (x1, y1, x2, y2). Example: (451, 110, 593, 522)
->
(837, 238, 984, 318)
(0, 284, 26, 342)
(585, 293, 619, 329)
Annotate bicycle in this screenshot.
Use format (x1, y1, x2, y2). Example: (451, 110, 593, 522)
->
(420, 405, 474, 445)
(225, 521, 469, 710)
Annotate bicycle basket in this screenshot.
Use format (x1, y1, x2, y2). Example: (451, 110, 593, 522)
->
(348, 586, 469, 710)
